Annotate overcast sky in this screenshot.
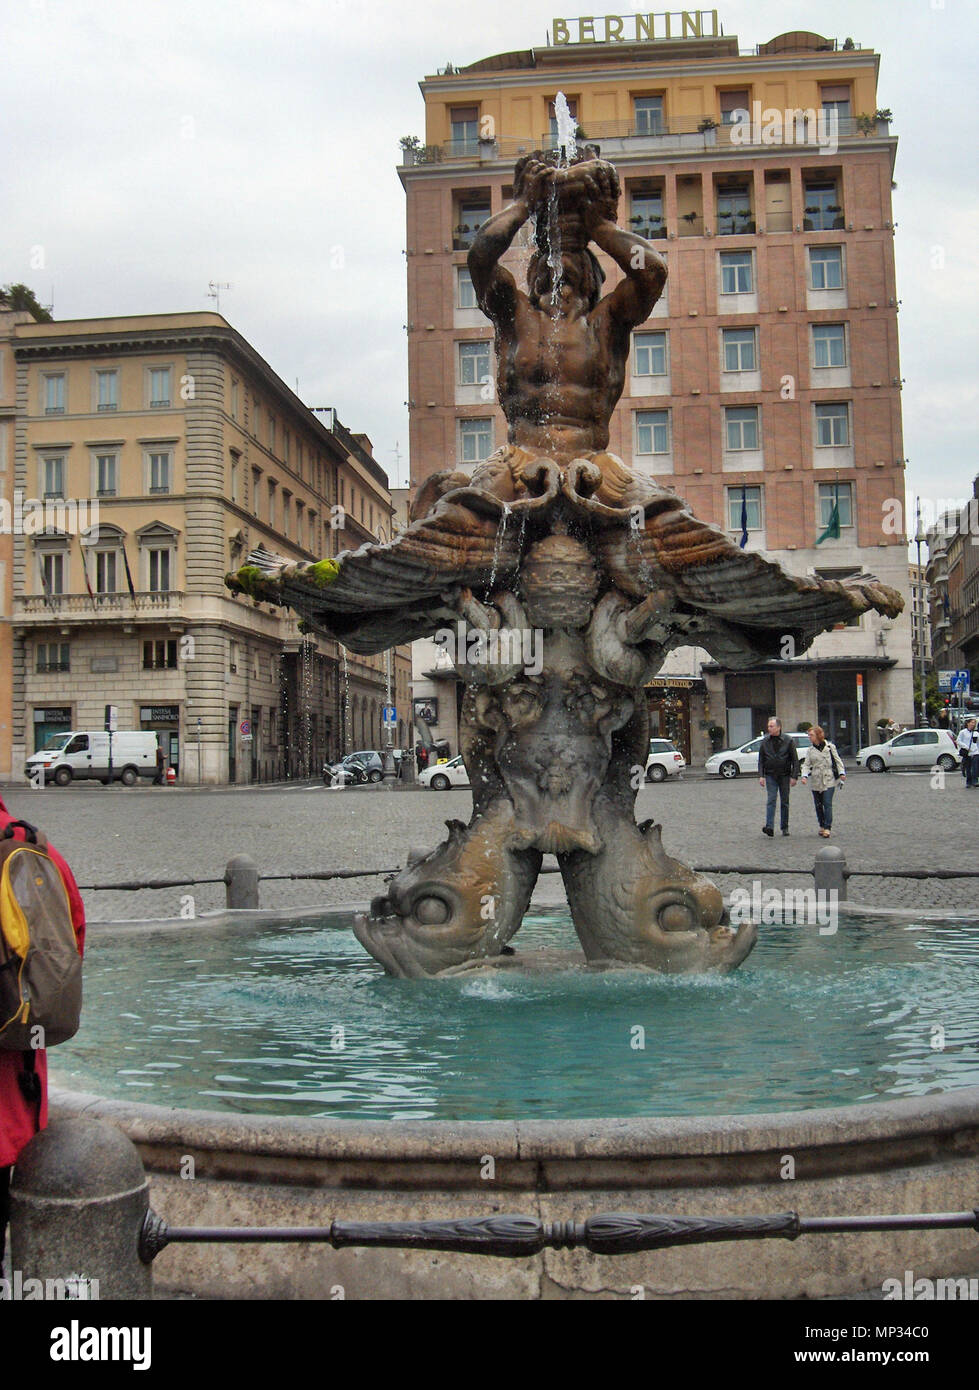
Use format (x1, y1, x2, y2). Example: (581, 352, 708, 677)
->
(2, 0, 976, 526)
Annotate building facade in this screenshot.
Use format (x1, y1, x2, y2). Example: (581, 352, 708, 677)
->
(9, 312, 408, 783)
(908, 562, 931, 675)
(399, 18, 913, 758)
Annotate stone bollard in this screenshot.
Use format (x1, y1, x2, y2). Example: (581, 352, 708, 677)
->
(9, 1117, 153, 1300)
(814, 845, 847, 901)
(225, 854, 259, 909)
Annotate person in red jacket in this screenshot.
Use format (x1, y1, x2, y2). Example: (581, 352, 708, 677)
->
(0, 795, 86, 1273)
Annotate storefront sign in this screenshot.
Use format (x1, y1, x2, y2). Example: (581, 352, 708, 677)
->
(140, 705, 180, 722)
(651, 678, 697, 689)
(34, 707, 72, 722)
(551, 10, 719, 45)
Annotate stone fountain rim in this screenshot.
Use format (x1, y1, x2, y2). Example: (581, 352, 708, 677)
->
(48, 1083, 979, 1165)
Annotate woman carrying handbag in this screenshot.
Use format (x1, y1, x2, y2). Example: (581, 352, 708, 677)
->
(800, 725, 846, 837)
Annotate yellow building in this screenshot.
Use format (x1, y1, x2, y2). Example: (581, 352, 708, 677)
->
(9, 312, 409, 782)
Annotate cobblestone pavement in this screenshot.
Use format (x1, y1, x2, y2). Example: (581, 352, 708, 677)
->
(1, 767, 975, 922)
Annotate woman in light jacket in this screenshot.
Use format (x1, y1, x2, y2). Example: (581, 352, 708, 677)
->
(800, 725, 846, 837)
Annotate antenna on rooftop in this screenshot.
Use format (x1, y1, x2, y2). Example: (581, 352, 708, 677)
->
(207, 281, 232, 312)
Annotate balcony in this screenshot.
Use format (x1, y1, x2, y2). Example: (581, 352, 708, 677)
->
(15, 590, 187, 626)
(400, 116, 891, 169)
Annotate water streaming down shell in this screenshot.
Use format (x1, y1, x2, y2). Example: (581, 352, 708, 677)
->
(340, 647, 351, 753)
(485, 502, 512, 597)
(628, 509, 655, 590)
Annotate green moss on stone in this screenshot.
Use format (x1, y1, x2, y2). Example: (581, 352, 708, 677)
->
(307, 559, 340, 587)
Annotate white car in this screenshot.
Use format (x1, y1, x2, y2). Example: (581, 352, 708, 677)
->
(855, 728, 959, 773)
(644, 738, 686, 782)
(705, 731, 810, 780)
(419, 754, 470, 790)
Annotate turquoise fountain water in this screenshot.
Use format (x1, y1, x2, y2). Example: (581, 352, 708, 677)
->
(53, 909, 979, 1122)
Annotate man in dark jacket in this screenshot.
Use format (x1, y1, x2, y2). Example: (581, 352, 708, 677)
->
(758, 717, 800, 836)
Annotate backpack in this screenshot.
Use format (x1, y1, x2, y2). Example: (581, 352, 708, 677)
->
(0, 819, 82, 1051)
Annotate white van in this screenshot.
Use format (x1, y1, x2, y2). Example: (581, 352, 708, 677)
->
(25, 730, 160, 786)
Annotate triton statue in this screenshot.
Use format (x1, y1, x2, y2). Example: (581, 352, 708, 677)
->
(228, 150, 903, 978)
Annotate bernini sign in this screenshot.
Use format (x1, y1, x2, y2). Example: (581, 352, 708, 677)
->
(551, 11, 721, 44)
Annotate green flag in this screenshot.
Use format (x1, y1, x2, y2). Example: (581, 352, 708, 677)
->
(816, 487, 841, 544)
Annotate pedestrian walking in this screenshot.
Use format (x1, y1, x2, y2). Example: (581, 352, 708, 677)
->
(800, 725, 846, 837)
(153, 741, 166, 786)
(758, 717, 800, 837)
(957, 718, 979, 787)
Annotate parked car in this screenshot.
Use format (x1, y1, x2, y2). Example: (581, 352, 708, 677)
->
(644, 738, 686, 782)
(855, 728, 960, 773)
(418, 754, 470, 791)
(704, 731, 810, 780)
(322, 751, 385, 785)
(24, 730, 159, 786)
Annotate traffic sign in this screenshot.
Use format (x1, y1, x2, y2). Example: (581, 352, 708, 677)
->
(239, 719, 252, 742)
(382, 705, 396, 727)
(939, 669, 970, 693)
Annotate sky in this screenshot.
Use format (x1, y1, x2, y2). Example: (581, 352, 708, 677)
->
(2, 0, 976, 525)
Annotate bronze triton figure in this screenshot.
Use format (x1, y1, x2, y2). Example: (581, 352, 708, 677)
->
(228, 151, 903, 978)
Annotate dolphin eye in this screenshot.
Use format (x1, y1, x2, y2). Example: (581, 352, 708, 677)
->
(414, 896, 451, 926)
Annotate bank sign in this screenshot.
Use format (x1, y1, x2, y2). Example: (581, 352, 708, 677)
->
(551, 10, 720, 44)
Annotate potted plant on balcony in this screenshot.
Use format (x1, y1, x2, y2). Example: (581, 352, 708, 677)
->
(399, 135, 421, 160)
(697, 117, 718, 133)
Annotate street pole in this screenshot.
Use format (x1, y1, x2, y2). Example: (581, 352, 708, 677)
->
(914, 497, 927, 727)
(197, 717, 202, 787)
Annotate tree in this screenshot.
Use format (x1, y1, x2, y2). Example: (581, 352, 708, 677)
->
(0, 283, 53, 322)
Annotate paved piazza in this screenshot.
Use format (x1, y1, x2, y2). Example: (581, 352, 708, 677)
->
(2, 768, 974, 923)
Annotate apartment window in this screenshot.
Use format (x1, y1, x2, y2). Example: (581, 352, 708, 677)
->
(804, 181, 842, 231)
(147, 548, 171, 592)
(458, 341, 491, 385)
(143, 639, 177, 670)
(230, 452, 240, 503)
(727, 485, 762, 532)
(148, 367, 171, 408)
(96, 370, 118, 411)
(148, 451, 171, 494)
(633, 96, 663, 135)
(722, 328, 757, 373)
(37, 642, 70, 673)
(812, 323, 847, 368)
(229, 640, 238, 674)
(457, 267, 477, 309)
(634, 331, 667, 376)
(815, 402, 850, 447)
(720, 251, 753, 294)
(43, 455, 65, 499)
(253, 399, 261, 438)
(359, 495, 365, 523)
(283, 430, 290, 464)
(725, 406, 759, 451)
(636, 409, 670, 455)
(454, 198, 490, 251)
(716, 185, 752, 235)
(96, 453, 117, 497)
(338, 477, 345, 507)
(231, 378, 239, 420)
(268, 479, 277, 527)
(459, 418, 493, 463)
(809, 246, 844, 290)
(40, 552, 65, 596)
(43, 373, 66, 415)
(719, 89, 750, 125)
(820, 85, 851, 121)
(817, 484, 854, 530)
(269, 417, 276, 454)
(251, 468, 262, 507)
(629, 189, 664, 238)
(282, 490, 291, 538)
(450, 105, 479, 153)
(95, 550, 117, 593)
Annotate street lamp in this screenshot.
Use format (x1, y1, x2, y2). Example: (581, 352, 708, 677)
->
(914, 497, 927, 727)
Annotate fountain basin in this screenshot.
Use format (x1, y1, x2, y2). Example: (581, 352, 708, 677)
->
(48, 906, 979, 1298)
